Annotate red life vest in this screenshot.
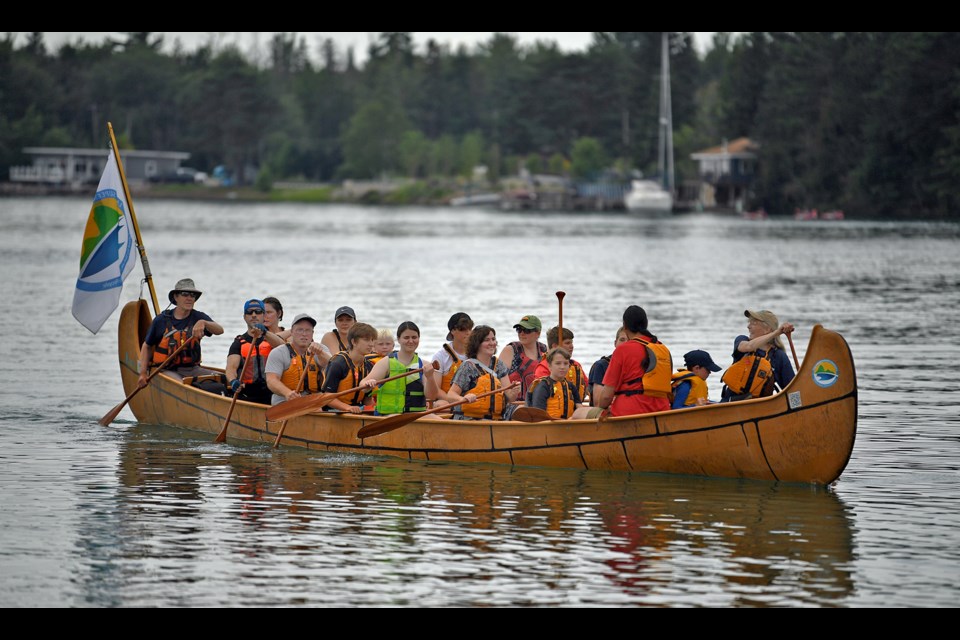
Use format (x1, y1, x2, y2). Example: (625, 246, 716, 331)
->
(236, 334, 272, 384)
(508, 340, 546, 397)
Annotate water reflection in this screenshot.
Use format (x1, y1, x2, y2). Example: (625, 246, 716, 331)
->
(87, 424, 857, 606)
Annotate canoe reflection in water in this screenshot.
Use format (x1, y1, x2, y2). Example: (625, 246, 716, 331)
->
(114, 428, 855, 605)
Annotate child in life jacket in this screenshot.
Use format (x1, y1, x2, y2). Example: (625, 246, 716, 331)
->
(527, 347, 582, 419)
(671, 349, 722, 409)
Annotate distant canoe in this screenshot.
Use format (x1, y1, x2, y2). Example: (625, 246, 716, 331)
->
(116, 300, 857, 485)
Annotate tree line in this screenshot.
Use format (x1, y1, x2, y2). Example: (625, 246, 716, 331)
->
(2, 32, 958, 217)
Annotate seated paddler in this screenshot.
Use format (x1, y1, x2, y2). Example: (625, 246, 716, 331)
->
(321, 322, 378, 414)
(359, 321, 439, 415)
(225, 298, 286, 405)
(265, 313, 326, 405)
(137, 278, 224, 387)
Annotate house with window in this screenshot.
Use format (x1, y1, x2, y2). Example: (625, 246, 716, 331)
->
(8, 147, 190, 186)
(690, 137, 758, 212)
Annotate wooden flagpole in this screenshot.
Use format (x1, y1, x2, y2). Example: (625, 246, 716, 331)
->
(107, 122, 160, 316)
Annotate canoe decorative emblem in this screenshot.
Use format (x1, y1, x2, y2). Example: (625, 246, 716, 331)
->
(812, 359, 839, 388)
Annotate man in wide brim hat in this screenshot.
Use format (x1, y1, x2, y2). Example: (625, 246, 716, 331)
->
(138, 278, 223, 388)
(168, 278, 203, 304)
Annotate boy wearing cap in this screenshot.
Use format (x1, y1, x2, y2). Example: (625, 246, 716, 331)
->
(137, 278, 224, 387)
(321, 306, 357, 355)
(671, 350, 722, 409)
(432, 312, 474, 400)
(225, 299, 286, 405)
(498, 315, 547, 399)
(265, 313, 326, 405)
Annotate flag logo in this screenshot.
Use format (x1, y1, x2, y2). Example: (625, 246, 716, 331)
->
(72, 150, 137, 334)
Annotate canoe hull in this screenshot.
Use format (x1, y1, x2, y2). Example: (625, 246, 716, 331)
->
(117, 300, 856, 484)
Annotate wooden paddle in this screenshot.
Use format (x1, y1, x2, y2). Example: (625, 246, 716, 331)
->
(214, 333, 261, 443)
(556, 290, 565, 349)
(786, 330, 800, 370)
(272, 350, 315, 449)
(357, 381, 519, 439)
(98, 336, 198, 426)
(266, 367, 425, 422)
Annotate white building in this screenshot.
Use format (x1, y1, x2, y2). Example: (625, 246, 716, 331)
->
(9, 147, 190, 186)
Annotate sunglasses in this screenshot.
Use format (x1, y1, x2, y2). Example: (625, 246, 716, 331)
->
(177, 291, 198, 298)
(517, 327, 537, 334)
(245, 309, 264, 315)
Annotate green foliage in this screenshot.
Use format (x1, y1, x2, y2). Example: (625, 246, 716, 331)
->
(5, 32, 960, 216)
(570, 137, 609, 179)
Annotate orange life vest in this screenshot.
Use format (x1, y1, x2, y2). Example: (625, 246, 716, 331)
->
(151, 312, 201, 368)
(721, 349, 774, 398)
(440, 343, 463, 392)
(617, 337, 673, 399)
(671, 370, 709, 406)
(330, 352, 370, 407)
(279, 344, 324, 394)
(461, 358, 505, 419)
(527, 375, 578, 419)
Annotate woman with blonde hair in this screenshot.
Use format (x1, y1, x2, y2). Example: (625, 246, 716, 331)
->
(719, 309, 795, 401)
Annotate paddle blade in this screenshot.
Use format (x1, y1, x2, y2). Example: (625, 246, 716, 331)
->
(265, 393, 335, 422)
(511, 406, 555, 423)
(97, 401, 126, 426)
(357, 412, 422, 439)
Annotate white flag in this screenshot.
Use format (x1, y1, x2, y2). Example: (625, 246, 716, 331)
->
(72, 150, 137, 334)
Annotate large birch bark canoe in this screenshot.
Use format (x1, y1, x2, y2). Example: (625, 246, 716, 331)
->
(116, 299, 857, 484)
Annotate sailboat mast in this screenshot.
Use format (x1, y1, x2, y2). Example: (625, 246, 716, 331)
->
(659, 32, 674, 195)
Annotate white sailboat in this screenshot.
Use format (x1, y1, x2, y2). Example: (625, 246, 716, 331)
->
(625, 32, 674, 215)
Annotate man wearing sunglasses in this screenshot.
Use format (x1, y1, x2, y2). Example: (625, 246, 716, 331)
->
(225, 299, 286, 404)
(137, 277, 224, 387)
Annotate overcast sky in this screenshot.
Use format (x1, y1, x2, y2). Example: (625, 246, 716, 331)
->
(32, 32, 716, 65)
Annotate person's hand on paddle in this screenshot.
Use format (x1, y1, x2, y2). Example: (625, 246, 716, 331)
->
(779, 322, 795, 336)
(359, 376, 379, 390)
(191, 321, 207, 340)
(252, 323, 268, 338)
(230, 379, 242, 394)
(344, 405, 363, 414)
(285, 389, 301, 401)
(463, 393, 477, 403)
(137, 370, 149, 388)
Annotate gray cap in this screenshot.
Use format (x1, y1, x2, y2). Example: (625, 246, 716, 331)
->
(292, 313, 317, 327)
(335, 306, 356, 321)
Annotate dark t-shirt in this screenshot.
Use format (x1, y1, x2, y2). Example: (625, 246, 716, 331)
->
(144, 309, 214, 361)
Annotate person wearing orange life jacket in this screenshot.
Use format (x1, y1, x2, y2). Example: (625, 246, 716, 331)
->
(225, 299, 286, 405)
(265, 313, 327, 405)
(449, 325, 520, 420)
(671, 349, 722, 409)
(588, 327, 627, 406)
(526, 348, 582, 419)
(431, 312, 474, 405)
(720, 309, 795, 402)
(531, 325, 588, 403)
(137, 278, 224, 387)
(321, 322, 378, 413)
(498, 314, 547, 399)
(589, 305, 673, 418)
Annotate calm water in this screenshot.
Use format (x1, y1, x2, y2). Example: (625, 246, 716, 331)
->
(1, 197, 958, 607)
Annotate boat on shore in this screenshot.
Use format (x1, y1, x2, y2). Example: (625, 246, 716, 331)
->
(115, 299, 857, 485)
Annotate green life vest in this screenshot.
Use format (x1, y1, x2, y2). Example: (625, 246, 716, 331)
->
(375, 352, 427, 415)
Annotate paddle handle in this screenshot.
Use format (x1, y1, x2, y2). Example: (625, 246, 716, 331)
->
(99, 336, 197, 426)
(786, 330, 800, 370)
(357, 381, 518, 439)
(556, 291, 565, 348)
(215, 334, 261, 443)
